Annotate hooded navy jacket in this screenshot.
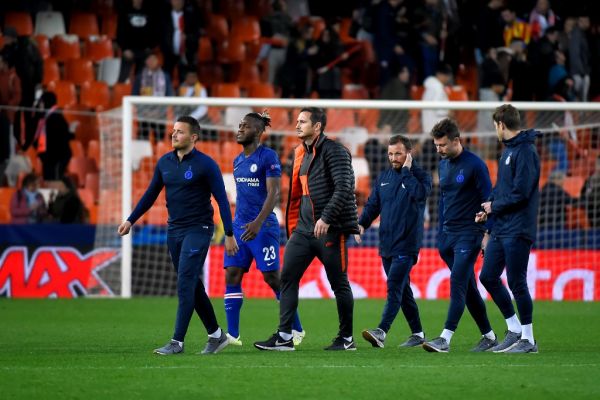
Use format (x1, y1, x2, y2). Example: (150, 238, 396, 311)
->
(359, 163, 432, 257)
(490, 129, 540, 241)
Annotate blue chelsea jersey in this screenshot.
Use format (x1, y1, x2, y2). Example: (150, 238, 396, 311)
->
(233, 145, 281, 227)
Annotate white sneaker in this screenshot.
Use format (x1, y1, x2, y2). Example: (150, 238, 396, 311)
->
(226, 333, 243, 346)
(292, 330, 306, 346)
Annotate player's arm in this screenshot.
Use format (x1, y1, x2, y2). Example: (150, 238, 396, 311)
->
(355, 177, 381, 244)
(317, 143, 354, 237)
(401, 156, 432, 202)
(488, 150, 539, 215)
(118, 163, 164, 236)
(241, 176, 280, 242)
(206, 158, 238, 256)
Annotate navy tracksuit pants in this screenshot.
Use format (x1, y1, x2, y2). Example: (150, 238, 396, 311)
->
(479, 235, 533, 325)
(167, 228, 218, 342)
(438, 232, 492, 334)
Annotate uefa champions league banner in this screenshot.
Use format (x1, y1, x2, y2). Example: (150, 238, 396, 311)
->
(1, 225, 599, 300)
(204, 247, 600, 302)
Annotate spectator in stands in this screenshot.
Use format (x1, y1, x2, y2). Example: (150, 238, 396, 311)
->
(569, 15, 591, 101)
(117, 0, 159, 82)
(474, 0, 505, 65)
(308, 26, 344, 99)
(548, 50, 571, 96)
(501, 6, 531, 47)
(0, 26, 43, 152)
(133, 52, 174, 139)
(10, 172, 47, 224)
(48, 176, 88, 224)
(278, 25, 313, 99)
(0, 51, 21, 178)
(175, 69, 215, 140)
(581, 156, 600, 228)
(260, 0, 294, 85)
(529, 0, 557, 41)
(539, 170, 574, 230)
(378, 63, 411, 133)
(529, 26, 559, 100)
(159, 0, 199, 81)
(414, 0, 445, 81)
(34, 91, 73, 181)
(508, 39, 535, 101)
(417, 64, 453, 172)
(477, 47, 505, 157)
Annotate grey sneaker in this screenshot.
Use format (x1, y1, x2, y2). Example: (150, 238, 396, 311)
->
(362, 328, 386, 348)
(422, 337, 449, 353)
(399, 334, 426, 348)
(491, 331, 522, 353)
(471, 336, 498, 352)
(154, 339, 183, 355)
(505, 339, 538, 354)
(201, 330, 229, 354)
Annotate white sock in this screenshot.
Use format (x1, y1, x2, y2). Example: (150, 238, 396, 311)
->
(483, 330, 496, 341)
(521, 323, 534, 344)
(279, 331, 293, 341)
(208, 327, 222, 338)
(343, 336, 353, 342)
(441, 329, 454, 343)
(413, 331, 425, 339)
(172, 339, 183, 346)
(506, 314, 522, 334)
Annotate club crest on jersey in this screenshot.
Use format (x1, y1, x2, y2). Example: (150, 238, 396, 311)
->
(250, 163, 258, 173)
(505, 153, 512, 165)
(184, 166, 193, 180)
(456, 169, 465, 183)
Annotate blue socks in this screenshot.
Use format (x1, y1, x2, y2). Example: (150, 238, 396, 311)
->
(224, 285, 243, 338)
(274, 290, 303, 332)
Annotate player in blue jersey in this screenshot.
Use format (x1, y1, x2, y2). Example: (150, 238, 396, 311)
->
(223, 111, 304, 346)
(118, 115, 238, 355)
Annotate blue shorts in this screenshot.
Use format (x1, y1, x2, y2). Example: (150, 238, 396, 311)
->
(224, 223, 280, 272)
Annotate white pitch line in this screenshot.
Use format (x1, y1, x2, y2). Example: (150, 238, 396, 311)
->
(1, 363, 599, 371)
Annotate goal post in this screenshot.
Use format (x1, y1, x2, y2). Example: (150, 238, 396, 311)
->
(92, 96, 600, 300)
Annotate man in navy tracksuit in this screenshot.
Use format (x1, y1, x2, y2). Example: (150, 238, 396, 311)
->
(358, 135, 431, 349)
(118, 116, 239, 355)
(477, 104, 540, 353)
(423, 118, 498, 353)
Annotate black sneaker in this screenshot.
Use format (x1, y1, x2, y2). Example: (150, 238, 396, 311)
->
(324, 336, 357, 351)
(254, 332, 295, 351)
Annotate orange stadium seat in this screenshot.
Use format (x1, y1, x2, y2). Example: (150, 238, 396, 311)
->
(42, 58, 60, 85)
(485, 159, 498, 186)
(248, 82, 275, 98)
(87, 139, 100, 167)
(221, 141, 237, 173)
(230, 16, 260, 42)
(84, 172, 100, 200)
(326, 109, 356, 133)
(64, 58, 95, 85)
(197, 37, 213, 63)
(84, 36, 113, 62)
(206, 15, 229, 42)
(198, 64, 224, 85)
(69, 13, 99, 39)
(195, 141, 220, 160)
(34, 35, 51, 59)
(100, 13, 117, 39)
(266, 108, 290, 130)
(237, 64, 260, 88)
(78, 188, 97, 223)
(219, 0, 245, 19)
(80, 81, 110, 110)
(70, 139, 85, 158)
(563, 176, 585, 198)
(67, 156, 98, 187)
(46, 80, 77, 108)
(217, 39, 246, 64)
(50, 34, 81, 61)
(110, 82, 131, 108)
(5, 12, 34, 36)
(342, 84, 369, 99)
(212, 83, 241, 98)
(0, 188, 16, 223)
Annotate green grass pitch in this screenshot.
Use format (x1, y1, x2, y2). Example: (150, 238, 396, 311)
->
(1, 298, 599, 399)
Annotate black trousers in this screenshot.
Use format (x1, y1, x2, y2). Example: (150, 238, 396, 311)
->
(279, 230, 354, 337)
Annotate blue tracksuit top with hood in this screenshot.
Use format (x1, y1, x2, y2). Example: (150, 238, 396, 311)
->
(490, 129, 540, 242)
(359, 163, 432, 257)
(127, 148, 233, 235)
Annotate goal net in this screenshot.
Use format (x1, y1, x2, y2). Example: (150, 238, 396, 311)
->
(95, 96, 600, 301)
